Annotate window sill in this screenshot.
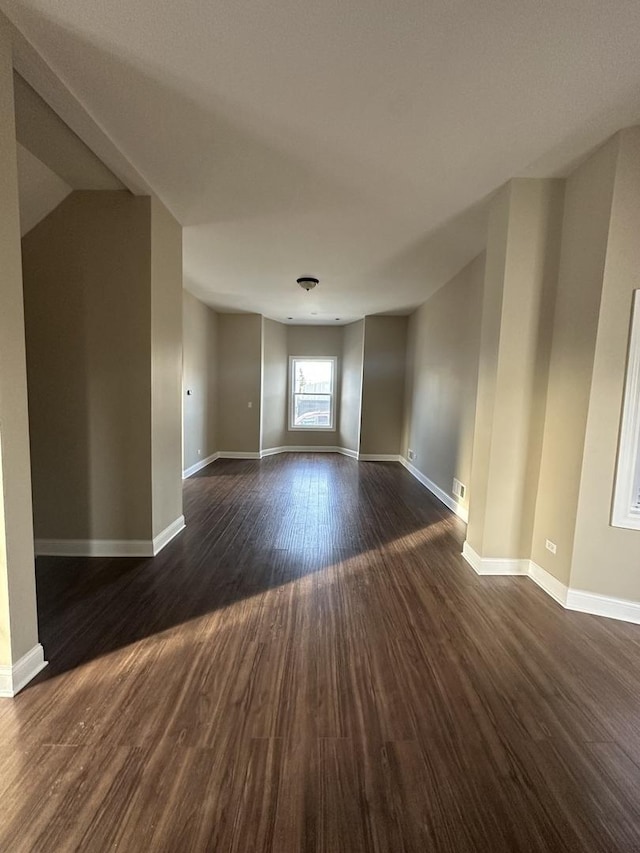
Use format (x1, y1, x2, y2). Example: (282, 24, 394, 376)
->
(287, 426, 336, 432)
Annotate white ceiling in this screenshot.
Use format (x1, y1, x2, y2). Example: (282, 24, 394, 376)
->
(13, 72, 124, 192)
(4, 0, 640, 322)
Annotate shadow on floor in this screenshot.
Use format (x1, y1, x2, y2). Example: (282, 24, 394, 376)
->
(32, 454, 465, 682)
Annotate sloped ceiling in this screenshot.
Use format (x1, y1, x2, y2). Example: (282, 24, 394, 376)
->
(3, 0, 640, 322)
(13, 71, 124, 192)
(15, 142, 71, 235)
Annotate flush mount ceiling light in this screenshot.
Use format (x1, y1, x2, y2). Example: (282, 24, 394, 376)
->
(297, 276, 319, 292)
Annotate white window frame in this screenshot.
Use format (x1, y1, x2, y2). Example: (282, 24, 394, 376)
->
(612, 289, 640, 529)
(288, 356, 337, 431)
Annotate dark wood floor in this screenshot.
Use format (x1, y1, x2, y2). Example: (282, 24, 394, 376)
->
(2, 454, 640, 852)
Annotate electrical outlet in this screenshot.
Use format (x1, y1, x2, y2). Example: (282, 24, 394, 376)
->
(453, 478, 467, 500)
(248, 401, 253, 409)
(545, 539, 557, 555)
(197, 449, 201, 456)
(407, 449, 416, 461)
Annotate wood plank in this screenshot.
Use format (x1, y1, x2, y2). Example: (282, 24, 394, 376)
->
(1, 453, 639, 851)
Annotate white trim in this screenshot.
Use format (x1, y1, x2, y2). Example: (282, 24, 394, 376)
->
(338, 447, 359, 460)
(183, 452, 220, 478)
(288, 355, 337, 431)
(565, 588, 640, 624)
(461, 540, 482, 572)
(528, 560, 568, 605)
(260, 445, 289, 458)
(152, 515, 186, 555)
(35, 538, 154, 557)
(461, 541, 528, 575)
(463, 544, 640, 625)
(359, 454, 402, 462)
(287, 426, 337, 433)
(399, 457, 469, 522)
(225, 447, 397, 461)
(612, 290, 640, 529)
(34, 515, 185, 558)
(260, 445, 290, 458)
(259, 445, 358, 459)
(0, 644, 47, 698)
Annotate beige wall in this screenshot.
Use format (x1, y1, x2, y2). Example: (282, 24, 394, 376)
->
(360, 316, 407, 456)
(215, 319, 359, 453)
(182, 291, 219, 471)
(466, 188, 509, 548)
(569, 129, 640, 600)
(287, 325, 344, 447)
(530, 139, 619, 583)
(462, 135, 640, 607)
(402, 256, 484, 513)
(150, 195, 183, 538)
(339, 321, 364, 452)
(262, 318, 287, 450)
(22, 191, 154, 541)
(217, 313, 262, 452)
(467, 179, 564, 559)
(0, 22, 40, 664)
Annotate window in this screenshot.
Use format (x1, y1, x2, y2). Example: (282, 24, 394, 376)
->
(612, 290, 640, 529)
(289, 357, 336, 430)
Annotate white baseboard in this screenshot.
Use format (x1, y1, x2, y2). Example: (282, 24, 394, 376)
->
(399, 457, 469, 523)
(35, 538, 154, 557)
(0, 644, 47, 698)
(258, 445, 358, 459)
(152, 515, 186, 555)
(35, 515, 186, 558)
(222, 446, 398, 462)
(565, 588, 640, 624)
(183, 452, 219, 478)
(528, 560, 568, 605)
(463, 542, 640, 625)
(260, 446, 290, 458)
(337, 447, 359, 459)
(359, 454, 402, 462)
(461, 541, 528, 574)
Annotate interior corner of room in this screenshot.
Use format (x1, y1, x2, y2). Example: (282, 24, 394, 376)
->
(182, 138, 640, 628)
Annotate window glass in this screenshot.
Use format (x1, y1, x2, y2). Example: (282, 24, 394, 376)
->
(290, 358, 336, 430)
